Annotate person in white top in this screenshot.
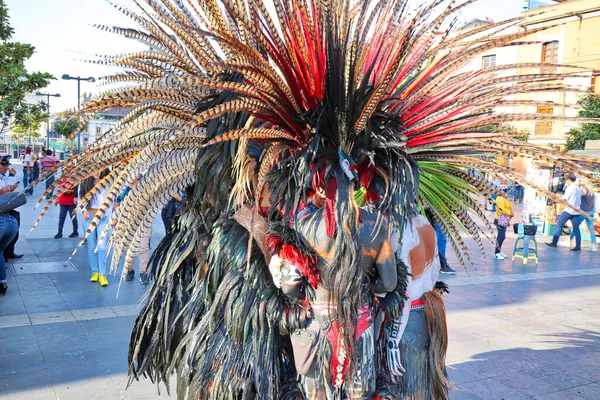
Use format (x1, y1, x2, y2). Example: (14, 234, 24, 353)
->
(546, 173, 583, 251)
(23, 147, 34, 195)
(388, 213, 451, 399)
(79, 170, 113, 286)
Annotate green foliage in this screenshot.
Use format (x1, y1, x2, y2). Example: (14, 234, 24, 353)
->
(565, 94, 600, 151)
(0, 0, 54, 134)
(53, 110, 82, 137)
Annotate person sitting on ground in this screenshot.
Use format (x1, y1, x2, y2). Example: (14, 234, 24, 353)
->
(54, 179, 79, 239)
(546, 173, 583, 251)
(494, 188, 514, 260)
(0, 156, 22, 260)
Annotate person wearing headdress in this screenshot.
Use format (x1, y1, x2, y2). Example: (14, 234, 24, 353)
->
(31, 1, 600, 399)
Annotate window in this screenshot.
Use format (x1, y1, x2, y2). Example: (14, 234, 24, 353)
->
(96, 126, 102, 135)
(541, 41, 559, 73)
(482, 55, 496, 69)
(535, 105, 553, 135)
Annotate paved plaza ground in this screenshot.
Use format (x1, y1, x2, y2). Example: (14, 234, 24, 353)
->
(0, 185, 599, 400)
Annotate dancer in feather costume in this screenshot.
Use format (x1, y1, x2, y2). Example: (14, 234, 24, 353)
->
(29, 0, 600, 399)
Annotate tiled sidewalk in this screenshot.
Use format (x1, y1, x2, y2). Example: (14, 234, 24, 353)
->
(0, 186, 598, 399)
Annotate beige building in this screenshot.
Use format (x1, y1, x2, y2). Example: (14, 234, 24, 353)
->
(513, 0, 600, 147)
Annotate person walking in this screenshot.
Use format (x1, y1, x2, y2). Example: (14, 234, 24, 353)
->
(54, 179, 79, 239)
(22, 147, 34, 195)
(41, 150, 57, 200)
(546, 173, 583, 251)
(568, 178, 596, 252)
(494, 188, 513, 260)
(491, 177, 501, 212)
(424, 207, 456, 273)
(79, 170, 112, 286)
(116, 175, 152, 284)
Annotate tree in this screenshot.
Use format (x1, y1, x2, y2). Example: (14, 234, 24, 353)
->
(565, 94, 600, 151)
(0, 0, 54, 135)
(53, 109, 87, 137)
(11, 110, 43, 145)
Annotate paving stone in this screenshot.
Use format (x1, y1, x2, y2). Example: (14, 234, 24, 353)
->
(449, 390, 484, 400)
(22, 294, 69, 314)
(0, 350, 45, 374)
(111, 304, 141, 317)
(0, 313, 30, 328)
(71, 307, 117, 321)
(567, 383, 600, 400)
(32, 321, 84, 338)
(493, 372, 560, 397)
(29, 311, 75, 325)
(533, 391, 586, 400)
(52, 375, 122, 400)
(0, 369, 56, 400)
(524, 364, 593, 390)
(457, 378, 529, 400)
(446, 365, 487, 385)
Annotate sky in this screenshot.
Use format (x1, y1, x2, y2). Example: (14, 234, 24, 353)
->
(6, 0, 529, 113)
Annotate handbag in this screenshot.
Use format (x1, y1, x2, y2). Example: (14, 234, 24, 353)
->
(497, 214, 510, 228)
(0, 192, 27, 213)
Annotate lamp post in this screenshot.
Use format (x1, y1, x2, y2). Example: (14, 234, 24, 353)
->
(35, 92, 61, 148)
(61, 74, 95, 153)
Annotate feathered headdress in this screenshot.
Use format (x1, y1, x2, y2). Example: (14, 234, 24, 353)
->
(30, 0, 600, 398)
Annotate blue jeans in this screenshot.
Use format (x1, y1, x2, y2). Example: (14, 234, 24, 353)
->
(23, 169, 33, 195)
(433, 223, 447, 259)
(570, 211, 596, 245)
(0, 214, 19, 282)
(82, 215, 110, 276)
(45, 175, 55, 200)
(552, 211, 583, 249)
(58, 205, 78, 235)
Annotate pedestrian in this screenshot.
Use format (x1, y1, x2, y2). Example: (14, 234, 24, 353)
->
(42, 149, 57, 200)
(23, 147, 34, 195)
(116, 175, 151, 284)
(54, 179, 79, 239)
(546, 173, 583, 251)
(514, 181, 524, 204)
(0, 156, 23, 260)
(491, 177, 501, 212)
(31, 150, 40, 183)
(424, 207, 456, 274)
(494, 188, 513, 260)
(568, 178, 596, 252)
(79, 170, 112, 286)
(160, 193, 184, 233)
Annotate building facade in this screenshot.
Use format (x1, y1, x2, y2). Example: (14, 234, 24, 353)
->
(513, 0, 600, 147)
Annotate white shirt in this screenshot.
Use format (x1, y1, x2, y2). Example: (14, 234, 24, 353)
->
(23, 154, 33, 168)
(0, 171, 17, 187)
(562, 183, 582, 215)
(87, 186, 111, 209)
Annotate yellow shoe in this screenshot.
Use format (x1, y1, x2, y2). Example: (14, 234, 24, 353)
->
(99, 275, 108, 287)
(90, 272, 99, 282)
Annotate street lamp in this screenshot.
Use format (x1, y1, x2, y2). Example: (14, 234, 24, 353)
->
(61, 74, 96, 153)
(35, 92, 61, 148)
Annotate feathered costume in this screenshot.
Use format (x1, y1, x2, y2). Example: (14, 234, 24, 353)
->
(30, 0, 600, 399)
